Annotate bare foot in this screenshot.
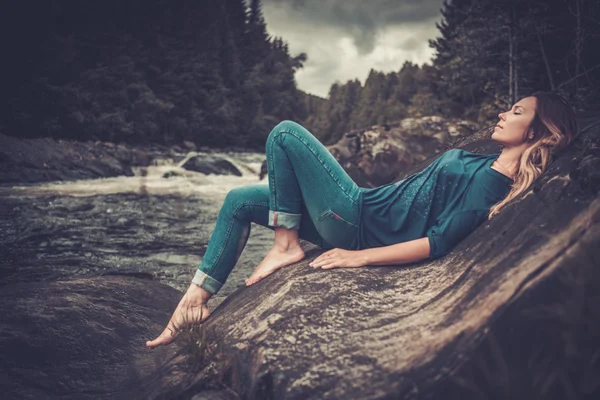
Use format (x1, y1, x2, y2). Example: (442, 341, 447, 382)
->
(146, 284, 211, 348)
(245, 244, 305, 286)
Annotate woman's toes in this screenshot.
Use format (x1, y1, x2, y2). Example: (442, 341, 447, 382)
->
(146, 332, 172, 348)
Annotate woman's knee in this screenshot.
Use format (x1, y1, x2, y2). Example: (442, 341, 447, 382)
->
(266, 120, 305, 148)
(222, 184, 269, 219)
(224, 185, 267, 206)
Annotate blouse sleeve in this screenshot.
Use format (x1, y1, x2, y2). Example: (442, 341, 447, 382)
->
(426, 210, 486, 260)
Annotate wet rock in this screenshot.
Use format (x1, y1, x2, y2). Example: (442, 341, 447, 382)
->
(259, 160, 268, 180)
(183, 140, 197, 151)
(0, 133, 135, 184)
(0, 275, 181, 399)
(162, 170, 185, 179)
(145, 115, 600, 400)
(571, 154, 600, 195)
(181, 154, 242, 176)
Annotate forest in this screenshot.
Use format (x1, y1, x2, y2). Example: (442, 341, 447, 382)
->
(1, 0, 599, 148)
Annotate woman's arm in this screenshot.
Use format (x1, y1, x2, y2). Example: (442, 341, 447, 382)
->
(312, 210, 486, 269)
(309, 237, 431, 269)
(360, 237, 431, 266)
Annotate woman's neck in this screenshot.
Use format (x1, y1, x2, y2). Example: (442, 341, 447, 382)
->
(495, 146, 525, 178)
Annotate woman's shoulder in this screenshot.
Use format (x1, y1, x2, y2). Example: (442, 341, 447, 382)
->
(443, 148, 494, 158)
(439, 148, 479, 161)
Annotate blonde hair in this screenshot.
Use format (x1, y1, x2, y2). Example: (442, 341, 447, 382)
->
(487, 91, 579, 220)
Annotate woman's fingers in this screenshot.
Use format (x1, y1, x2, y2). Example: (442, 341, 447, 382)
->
(320, 263, 339, 269)
(309, 258, 335, 268)
(310, 249, 339, 267)
(310, 257, 339, 269)
(309, 249, 364, 270)
(313, 251, 332, 263)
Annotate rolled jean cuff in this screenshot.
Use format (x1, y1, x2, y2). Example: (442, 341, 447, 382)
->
(192, 269, 223, 294)
(268, 210, 301, 229)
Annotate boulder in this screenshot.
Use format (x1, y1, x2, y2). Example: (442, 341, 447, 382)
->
(0, 275, 182, 399)
(183, 140, 197, 151)
(259, 160, 268, 181)
(162, 170, 186, 179)
(143, 115, 600, 400)
(180, 154, 242, 176)
(0, 133, 145, 184)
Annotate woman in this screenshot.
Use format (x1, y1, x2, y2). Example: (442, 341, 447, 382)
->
(147, 91, 578, 348)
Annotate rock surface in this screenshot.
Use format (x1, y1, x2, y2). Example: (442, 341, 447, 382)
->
(145, 115, 600, 400)
(0, 275, 182, 399)
(0, 133, 139, 184)
(179, 153, 243, 176)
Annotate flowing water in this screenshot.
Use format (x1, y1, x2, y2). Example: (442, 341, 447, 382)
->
(0, 150, 280, 303)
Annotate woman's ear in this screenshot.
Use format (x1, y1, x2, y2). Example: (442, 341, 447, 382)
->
(526, 127, 535, 141)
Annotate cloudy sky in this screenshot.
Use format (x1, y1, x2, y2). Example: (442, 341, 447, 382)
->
(262, 0, 446, 98)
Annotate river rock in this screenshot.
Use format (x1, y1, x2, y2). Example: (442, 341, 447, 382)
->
(0, 134, 127, 184)
(0, 275, 182, 399)
(180, 154, 242, 176)
(183, 140, 197, 151)
(144, 114, 600, 400)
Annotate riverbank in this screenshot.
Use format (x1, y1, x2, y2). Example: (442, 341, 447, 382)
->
(0, 133, 258, 185)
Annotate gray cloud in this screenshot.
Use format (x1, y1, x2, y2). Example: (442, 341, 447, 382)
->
(264, 0, 444, 54)
(262, 0, 445, 96)
(397, 36, 421, 51)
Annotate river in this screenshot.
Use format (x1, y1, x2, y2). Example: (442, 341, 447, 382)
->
(0, 150, 278, 304)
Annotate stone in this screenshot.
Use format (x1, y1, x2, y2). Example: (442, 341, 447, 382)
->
(180, 154, 242, 176)
(183, 140, 197, 151)
(0, 275, 181, 399)
(0, 133, 134, 184)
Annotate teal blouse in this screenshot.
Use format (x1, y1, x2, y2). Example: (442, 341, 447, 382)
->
(357, 149, 514, 259)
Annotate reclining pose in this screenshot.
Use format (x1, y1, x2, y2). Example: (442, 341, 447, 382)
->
(147, 91, 578, 348)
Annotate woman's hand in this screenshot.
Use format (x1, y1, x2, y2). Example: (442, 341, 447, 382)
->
(309, 248, 368, 269)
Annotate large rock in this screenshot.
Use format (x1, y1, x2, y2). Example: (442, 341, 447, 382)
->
(0, 133, 148, 184)
(180, 153, 242, 176)
(0, 275, 182, 399)
(144, 115, 600, 399)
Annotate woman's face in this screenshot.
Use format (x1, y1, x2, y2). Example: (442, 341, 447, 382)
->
(492, 96, 537, 147)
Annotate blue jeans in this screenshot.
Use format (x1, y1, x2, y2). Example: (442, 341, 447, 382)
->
(192, 120, 363, 294)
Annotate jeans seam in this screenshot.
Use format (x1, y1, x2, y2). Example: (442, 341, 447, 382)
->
(268, 137, 279, 210)
(272, 128, 359, 205)
(203, 200, 269, 276)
